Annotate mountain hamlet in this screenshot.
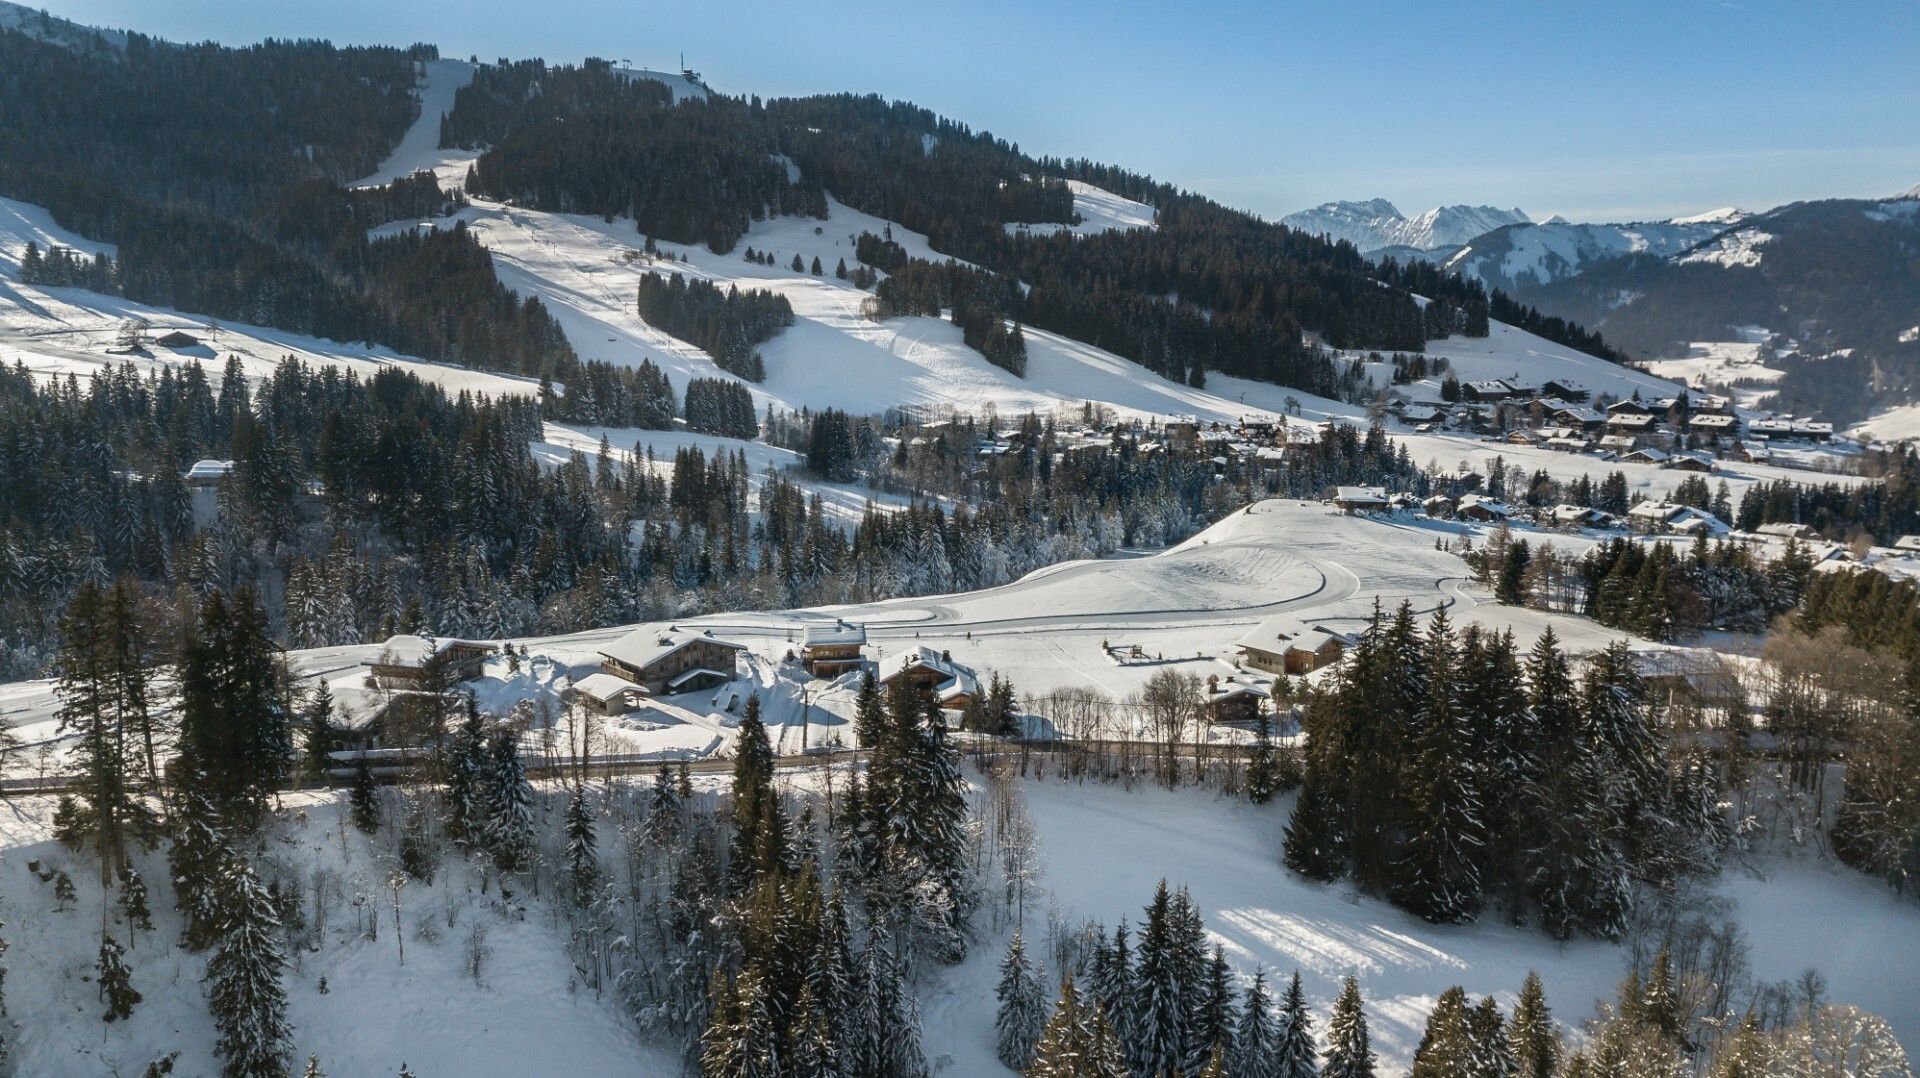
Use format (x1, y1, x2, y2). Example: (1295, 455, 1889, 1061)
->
(0, 3, 1918, 1077)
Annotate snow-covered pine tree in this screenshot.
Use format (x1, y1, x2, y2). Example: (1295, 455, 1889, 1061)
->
(1131, 881, 1185, 1076)
(1508, 971, 1559, 1078)
(1189, 944, 1235, 1073)
(483, 731, 535, 873)
(565, 789, 601, 906)
(701, 969, 743, 1077)
(732, 965, 781, 1078)
(206, 857, 293, 1078)
(442, 698, 488, 846)
(1323, 977, 1375, 1078)
(855, 935, 928, 1078)
(1274, 971, 1320, 1078)
(1246, 711, 1278, 805)
(168, 782, 229, 950)
(1089, 922, 1135, 1054)
(349, 756, 381, 834)
(729, 693, 777, 888)
(97, 932, 142, 1021)
(1229, 970, 1279, 1078)
(301, 1055, 325, 1078)
(301, 681, 336, 781)
(1468, 995, 1516, 1078)
(995, 931, 1048, 1070)
(1392, 609, 1485, 923)
(118, 865, 153, 940)
(1409, 986, 1473, 1078)
(786, 981, 838, 1078)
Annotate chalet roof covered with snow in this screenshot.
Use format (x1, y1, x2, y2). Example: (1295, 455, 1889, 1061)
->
(598, 626, 747, 671)
(571, 671, 645, 703)
(184, 459, 234, 482)
(375, 633, 490, 667)
(877, 644, 980, 702)
(801, 622, 867, 647)
(1333, 485, 1388, 506)
(1236, 615, 1357, 655)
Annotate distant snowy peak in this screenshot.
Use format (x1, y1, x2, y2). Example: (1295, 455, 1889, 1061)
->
(1670, 206, 1748, 226)
(1280, 199, 1529, 253)
(1445, 215, 1744, 291)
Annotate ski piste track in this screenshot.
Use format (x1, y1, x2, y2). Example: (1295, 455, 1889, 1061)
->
(534, 500, 1477, 653)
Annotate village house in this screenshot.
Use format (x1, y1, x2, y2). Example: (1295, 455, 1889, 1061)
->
(1201, 674, 1269, 725)
(1456, 494, 1513, 523)
(1622, 446, 1669, 465)
(801, 621, 867, 678)
(1627, 502, 1729, 537)
(1689, 413, 1739, 437)
(1461, 379, 1513, 403)
(1542, 378, 1590, 401)
(1549, 504, 1613, 529)
(598, 627, 747, 694)
(1236, 615, 1358, 675)
(1665, 451, 1715, 473)
(1607, 412, 1659, 436)
(1332, 485, 1390, 513)
(154, 329, 202, 349)
(368, 634, 493, 689)
(877, 646, 980, 710)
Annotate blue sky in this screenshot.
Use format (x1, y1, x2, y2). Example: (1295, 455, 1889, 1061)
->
(40, 0, 1920, 222)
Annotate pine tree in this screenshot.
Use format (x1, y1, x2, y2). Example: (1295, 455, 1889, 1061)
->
(1467, 995, 1515, 1078)
(1131, 882, 1185, 1077)
(118, 865, 154, 940)
(564, 789, 601, 905)
(1028, 972, 1127, 1078)
(55, 580, 153, 883)
(483, 731, 535, 873)
(350, 757, 381, 833)
(1410, 986, 1474, 1078)
(1229, 970, 1279, 1078)
(1190, 944, 1236, 1074)
(1275, 972, 1319, 1078)
(1089, 922, 1135, 1055)
(97, 932, 142, 1021)
(996, 931, 1049, 1070)
(1393, 609, 1484, 922)
(301, 1056, 326, 1078)
(442, 698, 488, 846)
(206, 857, 293, 1078)
(729, 693, 779, 888)
(1246, 712, 1278, 805)
(169, 783, 229, 950)
(302, 681, 336, 781)
(1507, 972, 1559, 1078)
(1323, 977, 1374, 1078)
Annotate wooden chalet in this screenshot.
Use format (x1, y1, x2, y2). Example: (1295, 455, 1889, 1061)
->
(598, 627, 746, 694)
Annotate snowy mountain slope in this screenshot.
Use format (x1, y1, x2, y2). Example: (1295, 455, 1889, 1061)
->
(0, 196, 540, 400)
(1444, 213, 1746, 291)
(0, 0, 126, 51)
(351, 59, 476, 188)
(1005, 179, 1156, 237)
(1281, 198, 1529, 253)
(611, 63, 711, 103)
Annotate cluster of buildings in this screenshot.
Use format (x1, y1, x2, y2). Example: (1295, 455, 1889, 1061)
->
(1389, 381, 1835, 468)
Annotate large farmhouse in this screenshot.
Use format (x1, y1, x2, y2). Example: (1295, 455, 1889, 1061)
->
(368, 634, 493, 689)
(598, 627, 747, 694)
(1236, 615, 1357, 675)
